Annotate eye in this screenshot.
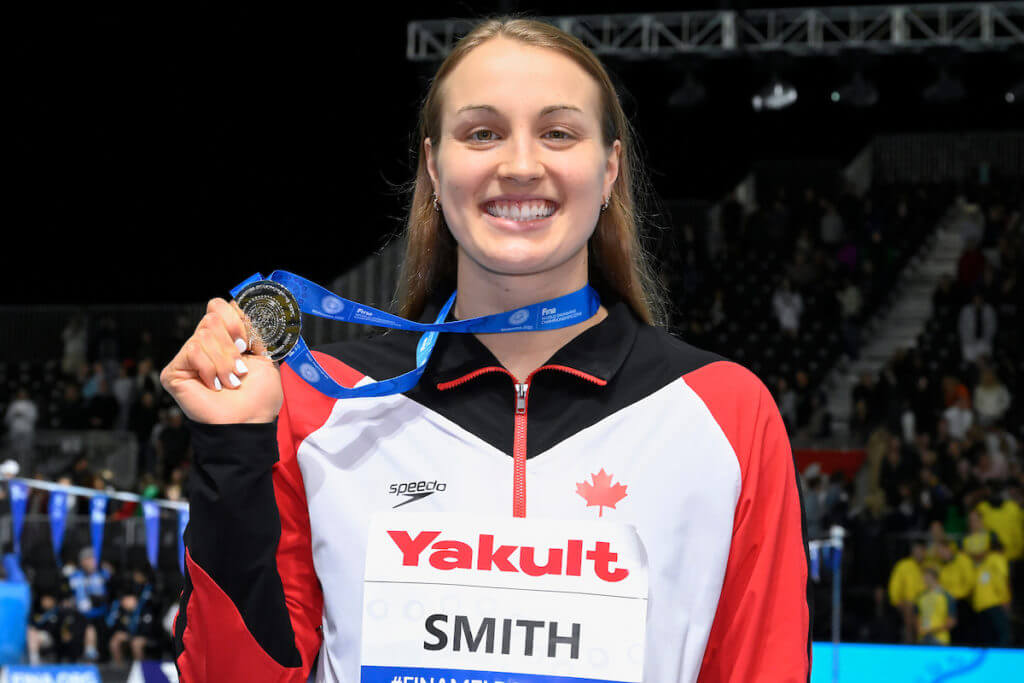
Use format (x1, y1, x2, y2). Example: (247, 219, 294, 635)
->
(468, 129, 498, 142)
(545, 129, 575, 141)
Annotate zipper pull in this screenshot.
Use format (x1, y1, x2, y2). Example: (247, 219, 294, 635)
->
(515, 383, 528, 414)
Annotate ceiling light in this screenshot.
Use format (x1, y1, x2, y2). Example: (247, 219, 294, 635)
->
(752, 78, 798, 111)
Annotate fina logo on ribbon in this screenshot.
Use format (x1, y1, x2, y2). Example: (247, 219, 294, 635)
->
(418, 333, 435, 356)
(321, 295, 344, 314)
(299, 363, 321, 383)
(508, 309, 530, 326)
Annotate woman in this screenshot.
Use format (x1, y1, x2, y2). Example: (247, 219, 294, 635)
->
(161, 17, 810, 682)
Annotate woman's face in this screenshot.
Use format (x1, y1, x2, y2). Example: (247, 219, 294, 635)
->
(425, 37, 620, 279)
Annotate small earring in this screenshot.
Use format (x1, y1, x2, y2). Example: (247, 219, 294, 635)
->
(432, 192, 441, 212)
(600, 196, 609, 213)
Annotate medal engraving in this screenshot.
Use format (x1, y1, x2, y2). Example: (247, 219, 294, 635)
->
(235, 280, 301, 361)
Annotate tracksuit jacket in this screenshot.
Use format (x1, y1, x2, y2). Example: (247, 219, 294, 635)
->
(173, 294, 812, 682)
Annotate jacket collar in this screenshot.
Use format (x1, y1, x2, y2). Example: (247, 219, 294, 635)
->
(421, 292, 639, 387)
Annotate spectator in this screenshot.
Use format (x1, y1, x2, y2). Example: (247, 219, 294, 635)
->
(794, 369, 831, 436)
(57, 383, 89, 430)
(819, 199, 844, 246)
(957, 294, 998, 363)
(943, 387, 974, 441)
(772, 277, 803, 337)
(111, 362, 136, 430)
(81, 362, 105, 401)
(837, 277, 863, 358)
(61, 314, 88, 377)
(105, 576, 156, 664)
(68, 546, 111, 662)
(973, 368, 1011, 427)
(802, 464, 827, 538)
(967, 534, 1011, 646)
(789, 249, 818, 289)
(26, 591, 61, 665)
(957, 238, 986, 288)
(932, 274, 962, 316)
(776, 377, 798, 431)
(155, 408, 191, 481)
(935, 542, 976, 643)
(134, 357, 161, 397)
(924, 520, 953, 567)
(879, 436, 915, 506)
(26, 586, 86, 664)
(86, 377, 119, 430)
(954, 202, 985, 246)
(889, 541, 927, 643)
(850, 399, 873, 443)
(128, 391, 159, 475)
(975, 491, 1024, 562)
(916, 566, 957, 645)
(4, 388, 38, 460)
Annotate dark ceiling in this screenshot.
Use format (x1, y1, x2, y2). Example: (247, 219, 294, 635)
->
(10, 3, 1022, 303)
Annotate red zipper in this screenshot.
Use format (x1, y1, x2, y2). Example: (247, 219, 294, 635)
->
(437, 364, 606, 518)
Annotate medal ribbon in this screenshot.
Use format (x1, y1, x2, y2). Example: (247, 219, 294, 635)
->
(230, 270, 600, 399)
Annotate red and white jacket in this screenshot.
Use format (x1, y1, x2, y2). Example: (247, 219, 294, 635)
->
(173, 295, 811, 682)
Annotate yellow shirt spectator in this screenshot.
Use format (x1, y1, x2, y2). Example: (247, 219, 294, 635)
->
(976, 500, 1024, 561)
(889, 556, 925, 606)
(939, 551, 976, 600)
(972, 551, 1011, 612)
(917, 587, 956, 645)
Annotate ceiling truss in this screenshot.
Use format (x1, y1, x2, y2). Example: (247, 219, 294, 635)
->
(407, 3, 1024, 60)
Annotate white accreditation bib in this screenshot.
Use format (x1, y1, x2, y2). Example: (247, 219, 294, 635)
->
(360, 512, 648, 683)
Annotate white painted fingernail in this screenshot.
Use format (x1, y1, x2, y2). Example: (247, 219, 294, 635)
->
(213, 377, 223, 391)
(228, 373, 241, 388)
(235, 359, 249, 375)
(234, 337, 248, 353)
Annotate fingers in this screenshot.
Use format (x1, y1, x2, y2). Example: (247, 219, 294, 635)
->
(229, 299, 269, 358)
(195, 323, 245, 391)
(205, 298, 249, 354)
(188, 298, 252, 391)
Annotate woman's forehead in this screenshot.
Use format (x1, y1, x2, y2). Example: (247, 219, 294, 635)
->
(442, 38, 601, 120)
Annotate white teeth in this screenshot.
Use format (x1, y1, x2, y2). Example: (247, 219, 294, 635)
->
(485, 200, 556, 221)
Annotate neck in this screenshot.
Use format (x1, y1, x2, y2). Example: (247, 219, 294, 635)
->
(453, 250, 607, 381)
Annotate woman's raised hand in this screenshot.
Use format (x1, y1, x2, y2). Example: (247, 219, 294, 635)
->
(160, 298, 283, 424)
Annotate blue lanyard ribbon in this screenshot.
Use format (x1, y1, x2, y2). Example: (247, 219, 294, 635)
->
(230, 271, 600, 399)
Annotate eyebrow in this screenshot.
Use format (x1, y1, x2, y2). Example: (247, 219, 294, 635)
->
(455, 104, 584, 116)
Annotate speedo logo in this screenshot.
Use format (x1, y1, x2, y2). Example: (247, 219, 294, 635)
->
(389, 480, 447, 508)
(386, 531, 629, 583)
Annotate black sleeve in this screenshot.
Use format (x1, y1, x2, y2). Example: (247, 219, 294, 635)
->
(173, 418, 303, 669)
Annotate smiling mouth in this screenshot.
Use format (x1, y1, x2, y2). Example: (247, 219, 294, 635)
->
(482, 199, 559, 222)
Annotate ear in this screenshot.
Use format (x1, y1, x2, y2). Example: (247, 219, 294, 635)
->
(603, 139, 621, 201)
(424, 136, 440, 194)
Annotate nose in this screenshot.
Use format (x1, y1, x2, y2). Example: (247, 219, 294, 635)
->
(497, 134, 543, 184)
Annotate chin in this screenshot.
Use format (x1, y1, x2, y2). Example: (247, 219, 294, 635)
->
(465, 243, 587, 279)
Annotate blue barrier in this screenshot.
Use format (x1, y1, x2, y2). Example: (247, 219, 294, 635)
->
(810, 641, 1024, 682)
(0, 580, 31, 666)
(1, 665, 100, 682)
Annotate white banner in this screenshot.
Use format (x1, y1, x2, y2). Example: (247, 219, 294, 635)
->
(361, 513, 648, 682)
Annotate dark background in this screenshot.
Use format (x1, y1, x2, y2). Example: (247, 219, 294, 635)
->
(10, 2, 1022, 304)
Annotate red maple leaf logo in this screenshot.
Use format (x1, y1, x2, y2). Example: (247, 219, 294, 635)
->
(576, 468, 628, 517)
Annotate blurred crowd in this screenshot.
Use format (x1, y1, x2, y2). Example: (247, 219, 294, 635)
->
(665, 180, 942, 443)
(1, 317, 190, 665)
(800, 185, 1022, 646)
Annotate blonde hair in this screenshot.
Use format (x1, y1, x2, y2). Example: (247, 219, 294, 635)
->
(397, 16, 667, 326)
